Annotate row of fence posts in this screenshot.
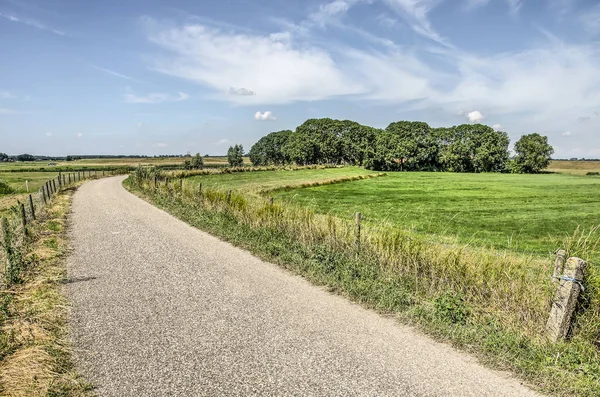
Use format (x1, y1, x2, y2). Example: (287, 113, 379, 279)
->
(155, 176, 586, 343)
(9, 169, 118, 239)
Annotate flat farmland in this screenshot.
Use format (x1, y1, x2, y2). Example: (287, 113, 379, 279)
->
(275, 171, 600, 254)
(0, 171, 58, 212)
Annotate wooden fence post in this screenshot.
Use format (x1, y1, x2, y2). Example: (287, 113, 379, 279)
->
(52, 179, 57, 192)
(546, 257, 587, 341)
(25, 180, 29, 192)
(20, 202, 27, 229)
(179, 179, 183, 191)
(227, 190, 232, 204)
(355, 212, 361, 252)
(41, 187, 47, 205)
(45, 181, 51, 197)
(58, 172, 62, 189)
(198, 183, 202, 195)
(28, 194, 36, 221)
(68, 173, 71, 184)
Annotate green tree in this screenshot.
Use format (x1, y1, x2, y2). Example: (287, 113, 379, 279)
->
(16, 154, 35, 162)
(340, 122, 378, 166)
(227, 144, 244, 167)
(512, 133, 554, 173)
(249, 130, 292, 166)
(184, 153, 204, 169)
(0, 153, 8, 162)
(282, 132, 317, 165)
(366, 121, 439, 171)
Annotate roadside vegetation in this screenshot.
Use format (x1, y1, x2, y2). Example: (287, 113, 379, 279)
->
(127, 166, 600, 396)
(0, 188, 91, 396)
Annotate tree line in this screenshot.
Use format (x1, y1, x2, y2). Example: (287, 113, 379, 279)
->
(247, 118, 554, 173)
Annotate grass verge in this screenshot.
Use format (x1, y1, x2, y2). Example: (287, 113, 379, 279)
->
(126, 174, 600, 397)
(0, 187, 91, 396)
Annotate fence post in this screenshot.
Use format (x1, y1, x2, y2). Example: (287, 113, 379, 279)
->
(226, 190, 232, 205)
(20, 202, 27, 229)
(68, 173, 71, 184)
(41, 187, 47, 205)
(58, 172, 62, 190)
(102, 169, 105, 177)
(28, 194, 36, 221)
(552, 249, 567, 284)
(26, 180, 29, 192)
(546, 257, 587, 342)
(45, 181, 51, 197)
(355, 212, 361, 252)
(198, 183, 202, 196)
(179, 179, 183, 191)
(154, 176, 157, 189)
(52, 179, 57, 193)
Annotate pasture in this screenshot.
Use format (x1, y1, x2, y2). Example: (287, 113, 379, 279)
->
(0, 171, 58, 212)
(189, 167, 600, 256)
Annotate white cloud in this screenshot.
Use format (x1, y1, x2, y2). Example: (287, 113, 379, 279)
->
(563, 131, 572, 136)
(0, 12, 65, 35)
(76, 132, 83, 138)
(492, 124, 502, 131)
(383, 0, 448, 45)
(255, 111, 276, 121)
(467, 110, 484, 123)
(137, 122, 143, 128)
(143, 17, 363, 105)
(215, 138, 231, 145)
(46, 132, 53, 137)
(229, 87, 256, 96)
(0, 91, 13, 99)
(153, 142, 167, 148)
(92, 65, 139, 82)
(124, 88, 190, 104)
(376, 13, 398, 28)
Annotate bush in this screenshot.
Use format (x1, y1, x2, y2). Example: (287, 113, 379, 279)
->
(0, 180, 14, 194)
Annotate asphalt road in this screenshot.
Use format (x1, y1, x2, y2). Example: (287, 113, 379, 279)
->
(66, 176, 539, 396)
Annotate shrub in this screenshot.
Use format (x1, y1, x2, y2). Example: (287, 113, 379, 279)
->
(0, 180, 14, 195)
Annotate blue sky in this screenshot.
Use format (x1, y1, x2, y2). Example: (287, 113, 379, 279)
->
(0, 0, 599, 157)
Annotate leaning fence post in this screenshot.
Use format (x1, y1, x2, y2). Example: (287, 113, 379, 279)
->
(58, 172, 62, 190)
(552, 249, 567, 284)
(28, 194, 36, 221)
(355, 212, 361, 252)
(52, 178, 57, 193)
(41, 187, 47, 205)
(546, 257, 587, 341)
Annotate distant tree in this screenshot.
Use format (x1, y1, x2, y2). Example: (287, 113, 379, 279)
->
(16, 154, 35, 162)
(512, 133, 554, 173)
(340, 122, 378, 166)
(0, 153, 8, 162)
(282, 132, 318, 165)
(366, 121, 439, 171)
(439, 124, 510, 173)
(227, 144, 244, 167)
(66, 155, 74, 161)
(184, 153, 204, 169)
(249, 130, 292, 166)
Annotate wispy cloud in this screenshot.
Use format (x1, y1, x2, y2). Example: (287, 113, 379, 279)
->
(581, 4, 600, 35)
(124, 88, 190, 104)
(464, 0, 491, 11)
(0, 108, 19, 115)
(229, 87, 256, 96)
(0, 91, 13, 99)
(383, 0, 449, 45)
(92, 65, 140, 82)
(0, 12, 65, 36)
(506, 0, 523, 15)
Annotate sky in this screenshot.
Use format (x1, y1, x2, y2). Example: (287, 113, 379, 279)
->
(0, 0, 599, 157)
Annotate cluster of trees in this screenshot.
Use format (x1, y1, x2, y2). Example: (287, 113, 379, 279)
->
(184, 153, 204, 169)
(248, 118, 554, 173)
(227, 144, 244, 167)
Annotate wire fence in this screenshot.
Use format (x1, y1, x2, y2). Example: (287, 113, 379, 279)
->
(0, 169, 127, 289)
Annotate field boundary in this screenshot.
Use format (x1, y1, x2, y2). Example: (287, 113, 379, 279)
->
(257, 172, 387, 196)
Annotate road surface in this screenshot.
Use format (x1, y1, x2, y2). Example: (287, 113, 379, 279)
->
(66, 176, 539, 396)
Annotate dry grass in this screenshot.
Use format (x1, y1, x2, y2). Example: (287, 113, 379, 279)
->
(0, 190, 91, 396)
(548, 160, 600, 175)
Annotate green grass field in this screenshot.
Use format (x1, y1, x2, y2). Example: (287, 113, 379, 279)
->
(188, 168, 600, 256)
(0, 171, 58, 212)
(186, 167, 373, 194)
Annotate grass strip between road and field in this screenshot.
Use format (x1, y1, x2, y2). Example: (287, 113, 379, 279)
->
(0, 187, 91, 396)
(126, 172, 600, 397)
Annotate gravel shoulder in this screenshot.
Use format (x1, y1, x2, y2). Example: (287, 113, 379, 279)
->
(66, 176, 540, 396)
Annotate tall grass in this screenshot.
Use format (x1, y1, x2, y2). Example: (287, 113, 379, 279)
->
(127, 170, 600, 395)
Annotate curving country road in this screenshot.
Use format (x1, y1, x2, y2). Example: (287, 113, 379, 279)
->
(66, 176, 539, 396)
